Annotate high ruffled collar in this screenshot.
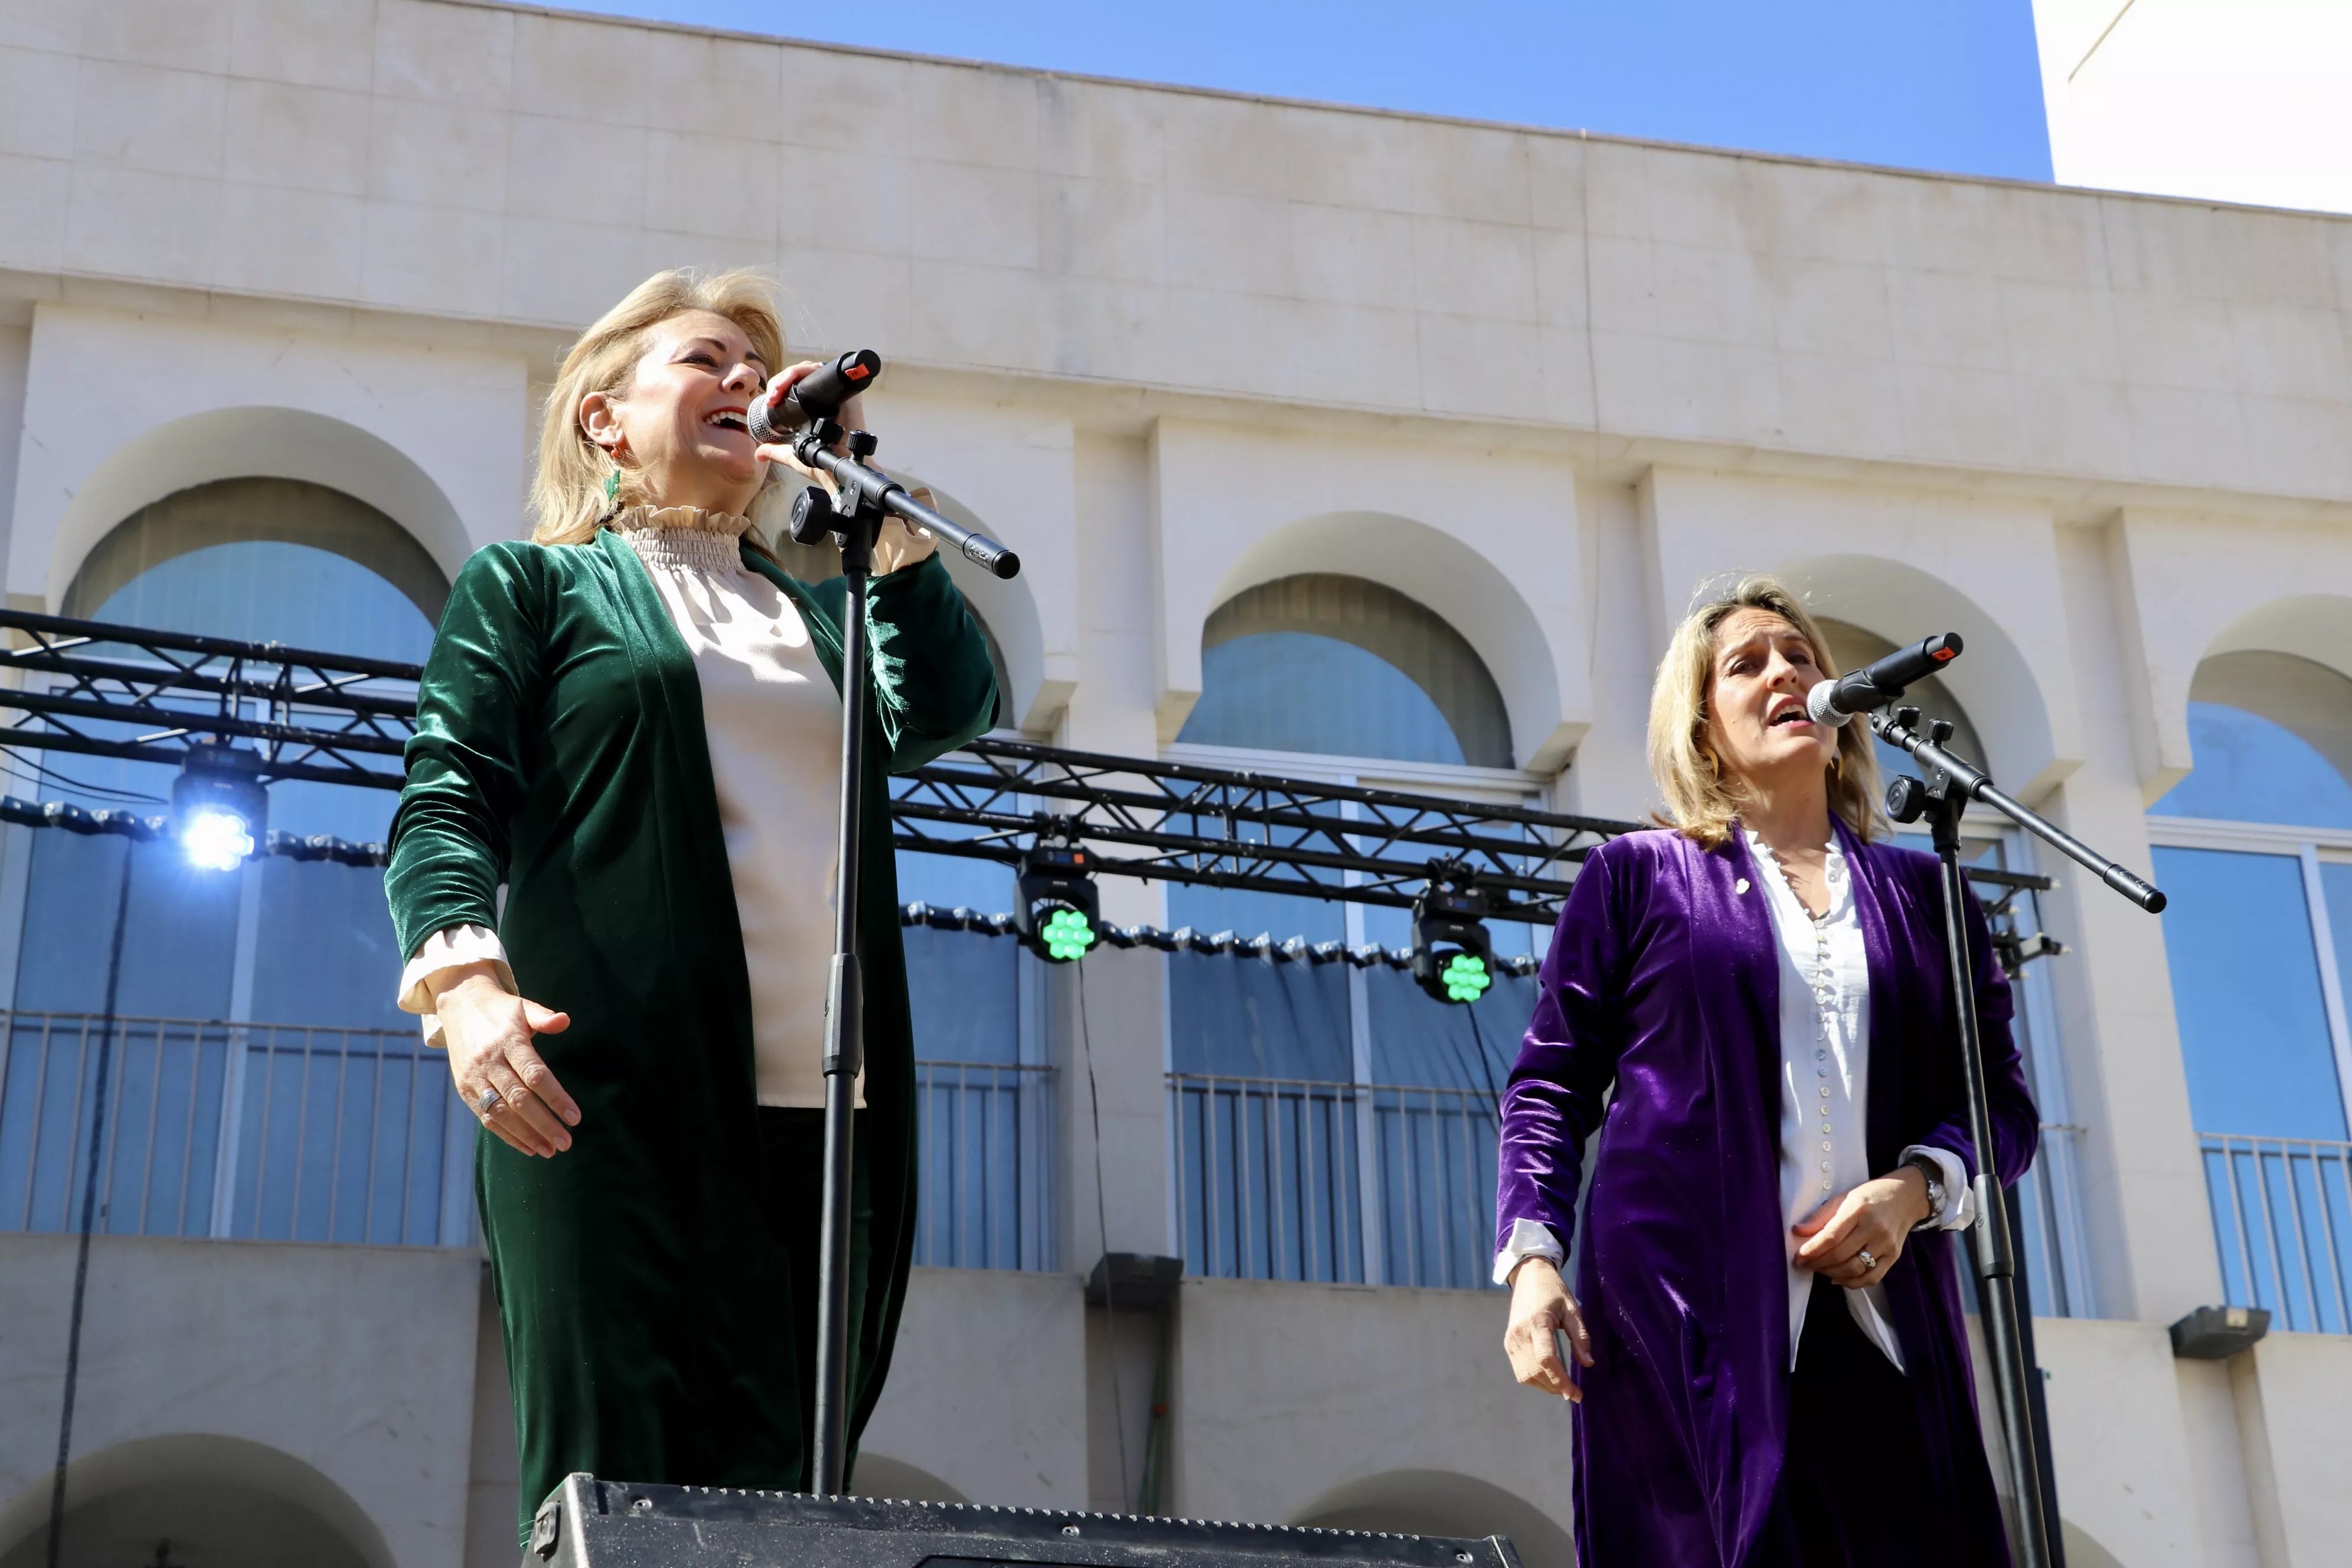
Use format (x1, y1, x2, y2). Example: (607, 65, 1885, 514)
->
(612, 505, 753, 574)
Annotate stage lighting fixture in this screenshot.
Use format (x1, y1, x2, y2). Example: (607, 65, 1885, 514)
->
(1411, 879, 1494, 1005)
(1015, 844, 1099, 962)
(172, 737, 268, 871)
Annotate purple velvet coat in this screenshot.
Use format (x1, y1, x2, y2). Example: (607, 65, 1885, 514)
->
(1496, 821, 2037, 1567)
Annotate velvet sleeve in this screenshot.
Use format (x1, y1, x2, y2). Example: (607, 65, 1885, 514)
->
(1913, 873, 2040, 1190)
(384, 543, 545, 963)
(812, 553, 1001, 770)
(1495, 842, 1634, 1259)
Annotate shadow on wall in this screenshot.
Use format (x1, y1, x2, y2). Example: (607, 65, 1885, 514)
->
(0, 1433, 388, 1568)
(1292, 1471, 1570, 1568)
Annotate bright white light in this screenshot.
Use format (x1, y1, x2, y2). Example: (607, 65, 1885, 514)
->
(181, 808, 255, 871)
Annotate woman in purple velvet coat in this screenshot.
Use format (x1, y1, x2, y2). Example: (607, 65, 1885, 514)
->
(1494, 576, 2037, 1568)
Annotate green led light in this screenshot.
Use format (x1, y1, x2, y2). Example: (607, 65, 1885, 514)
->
(1041, 906, 1096, 962)
(1440, 951, 1491, 1003)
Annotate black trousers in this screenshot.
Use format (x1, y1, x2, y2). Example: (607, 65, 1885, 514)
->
(1750, 1275, 1973, 1568)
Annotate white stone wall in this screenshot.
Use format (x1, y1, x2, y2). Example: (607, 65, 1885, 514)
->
(1, 4, 2349, 1566)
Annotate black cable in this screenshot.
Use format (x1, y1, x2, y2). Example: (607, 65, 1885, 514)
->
(0, 746, 167, 805)
(45, 834, 135, 1568)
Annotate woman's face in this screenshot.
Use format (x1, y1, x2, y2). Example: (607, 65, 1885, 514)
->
(1703, 606, 1838, 792)
(582, 309, 771, 512)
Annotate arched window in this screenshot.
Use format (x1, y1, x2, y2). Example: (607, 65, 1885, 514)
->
(0, 479, 461, 1247)
(1178, 575, 1513, 769)
(2145, 652, 2352, 1330)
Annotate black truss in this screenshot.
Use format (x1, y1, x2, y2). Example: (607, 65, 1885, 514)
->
(0, 608, 418, 790)
(0, 610, 2053, 942)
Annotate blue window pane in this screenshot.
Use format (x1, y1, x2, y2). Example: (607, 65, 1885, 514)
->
(1168, 951, 1353, 1081)
(91, 540, 435, 665)
(1180, 632, 1466, 765)
(2151, 703, 2352, 829)
(2327, 864, 2352, 1017)
(1167, 886, 1346, 948)
(2152, 846, 2347, 1140)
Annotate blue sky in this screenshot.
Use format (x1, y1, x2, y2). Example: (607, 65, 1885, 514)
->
(550, 1, 2054, 182)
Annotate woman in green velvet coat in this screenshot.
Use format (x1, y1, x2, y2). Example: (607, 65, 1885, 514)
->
(384, 269, 998, 1539)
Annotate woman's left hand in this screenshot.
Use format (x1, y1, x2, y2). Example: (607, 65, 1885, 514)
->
(753, 361, 938, 576)
(1793, 1165, 1933, 1288)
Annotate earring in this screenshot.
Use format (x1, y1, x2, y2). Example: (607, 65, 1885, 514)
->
(603, 468, 620, 506)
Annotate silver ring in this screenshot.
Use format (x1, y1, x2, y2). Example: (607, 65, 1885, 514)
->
(1856, 1249, 1877, 1271)
(476, 1087, 502, 1117)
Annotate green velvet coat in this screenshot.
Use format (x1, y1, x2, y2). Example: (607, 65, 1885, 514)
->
(384, 531, 997, 1536)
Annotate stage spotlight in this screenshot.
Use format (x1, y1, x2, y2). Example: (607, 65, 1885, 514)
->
(1015, 844, 1099, 963)
(1411, 878, 1494, 1005)
(172, 736, 268, 871)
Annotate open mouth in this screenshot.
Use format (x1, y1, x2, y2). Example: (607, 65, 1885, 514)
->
(1769, 704, 1812, 729)
(703, 408, 749, 434)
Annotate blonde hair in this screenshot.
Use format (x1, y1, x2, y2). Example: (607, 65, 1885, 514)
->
(530, 267, 789, 550)
(1645, 573, 1882, 849)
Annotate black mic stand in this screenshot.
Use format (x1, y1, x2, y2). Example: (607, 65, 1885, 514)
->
(782, 410, 1018, 1499)
(1873, 706, 2165, 1568)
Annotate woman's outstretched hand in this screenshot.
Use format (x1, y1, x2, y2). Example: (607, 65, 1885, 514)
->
(432, 963, 579, 1158)
(1504, 1256, 1594, 1402)
(1793, 1165, 1934, 1288)
(754, 361, 938, 577)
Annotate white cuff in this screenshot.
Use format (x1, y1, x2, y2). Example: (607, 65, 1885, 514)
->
(1492, 1218, 1566, 1286)
(1901, 1144, 1974, 1230)
(397, 924, 515, 1050)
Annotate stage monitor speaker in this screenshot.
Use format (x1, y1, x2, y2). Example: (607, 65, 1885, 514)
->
(527, 1475, 1527, 1568)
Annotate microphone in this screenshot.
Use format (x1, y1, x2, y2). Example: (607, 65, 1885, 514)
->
(1806, 632, 1964, 727)
(748, 349, 881, 445)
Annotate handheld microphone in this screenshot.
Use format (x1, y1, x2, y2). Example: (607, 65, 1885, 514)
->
(747, 349, 881, 445)
(1806, 632, 1964, 727)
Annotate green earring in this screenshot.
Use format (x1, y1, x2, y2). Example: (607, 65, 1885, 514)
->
(603, 468, 620, 505)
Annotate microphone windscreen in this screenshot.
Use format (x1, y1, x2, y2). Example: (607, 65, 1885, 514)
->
(1806, 681, 1855, 727)
(747, 394, 790, 447)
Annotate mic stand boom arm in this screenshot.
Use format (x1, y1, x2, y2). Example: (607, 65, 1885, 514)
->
(790, 424, 1020, 580)
(1870, 707, 2165, 1568)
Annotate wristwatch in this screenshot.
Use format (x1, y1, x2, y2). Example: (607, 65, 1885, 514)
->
(1905, 1153, 1946, 1230)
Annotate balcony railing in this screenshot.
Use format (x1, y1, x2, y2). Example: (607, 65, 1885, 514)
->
(1, 1010, 1056, 1270)
(0, 1010, 471, 1246)
(913, 1058, 1056, 1272)
(2201, 1131, 2352, 1335)
(1167, 1073, 1499, 1291)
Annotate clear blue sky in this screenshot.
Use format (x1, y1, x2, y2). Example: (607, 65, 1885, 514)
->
(549, 1, 2054, 182)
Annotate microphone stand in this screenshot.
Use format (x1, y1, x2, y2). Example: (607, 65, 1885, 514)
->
(1872, 707, 2165, 1568)
(786, 416, 1018, 1499)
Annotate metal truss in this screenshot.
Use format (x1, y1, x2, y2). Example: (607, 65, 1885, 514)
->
(0, 610, 2056, 958)
(0, 607, 419, 790)
(894, 737, 1634, 927)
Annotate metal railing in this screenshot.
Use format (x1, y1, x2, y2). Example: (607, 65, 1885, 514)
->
(2, 1009, 1059, 1270)
(1167, 1073, 1499, 1291)
(2201, 1131, 2352, 1335)
(912, 1059, 1056, 1272)
(0, 1010, 471, 1247)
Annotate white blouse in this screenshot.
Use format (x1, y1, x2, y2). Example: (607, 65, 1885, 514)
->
(1494, 829, 1971, 1375)
(396, 507, 856, 1110)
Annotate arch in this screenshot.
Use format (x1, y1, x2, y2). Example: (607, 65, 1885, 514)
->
(1291, 1471, 1571, 1568)
(65, 476, 450, 627)
(2196, 595, 2352, 773)
(1776, 554, 2062, 797)
(44, 408, 473, 612)
(1201, 512, 1574, 772)
(1189, 574, 1514, 767)
(0, 1433, 391, 1568)
(850, 1455, 971, 1504)
(2059, 1520, 2128, 1568)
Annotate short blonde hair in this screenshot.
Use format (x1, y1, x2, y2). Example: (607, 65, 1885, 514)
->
(530, 268, 788, 548)
(1646, 573, 1882, 849)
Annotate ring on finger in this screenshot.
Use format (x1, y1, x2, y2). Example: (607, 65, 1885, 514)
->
(1856, 1248, 1878, 1272)
(475, 1087, 502, 1118)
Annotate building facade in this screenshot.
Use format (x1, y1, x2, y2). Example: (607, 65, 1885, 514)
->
(1, 3, 2350, 1566)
